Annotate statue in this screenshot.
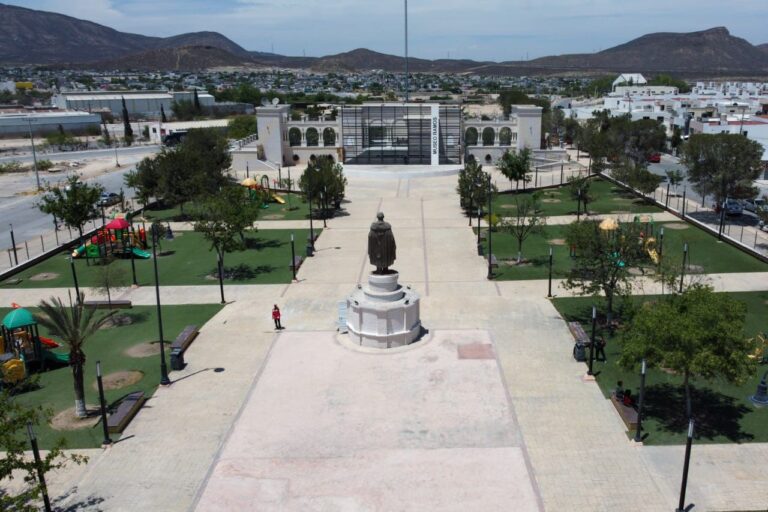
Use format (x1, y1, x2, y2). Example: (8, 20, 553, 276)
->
(368, 212, 396, 273)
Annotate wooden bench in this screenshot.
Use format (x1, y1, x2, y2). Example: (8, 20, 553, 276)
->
(84, 300, 132, 309)
(106, 391, 145, 433)
(610, 392, 638, 430)
(290, 255, 303, 271)
(567, 321, 589, 344)
(170, 325, 199, 353)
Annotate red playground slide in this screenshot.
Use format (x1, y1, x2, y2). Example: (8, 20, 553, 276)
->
(39, 336, 60, 348)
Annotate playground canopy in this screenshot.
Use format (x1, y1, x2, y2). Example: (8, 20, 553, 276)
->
(241, 177, 258, 187)
(2, 308, 36, 330)
(105, 218, 130, 230)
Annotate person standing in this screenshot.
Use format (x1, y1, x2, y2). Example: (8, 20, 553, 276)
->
(272, 304, 282, 330)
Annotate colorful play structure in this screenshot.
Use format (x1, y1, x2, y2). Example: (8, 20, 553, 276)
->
(72, 216, 151, 260)
(1, 305, 67, 385)
(241, 175, 285, 208)
(598, 215, 661, 266)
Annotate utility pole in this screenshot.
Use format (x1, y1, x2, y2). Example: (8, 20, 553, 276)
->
(404, 0, 409, 102)
(27, 117, 41, 190)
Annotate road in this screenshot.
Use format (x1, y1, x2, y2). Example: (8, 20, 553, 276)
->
(0, 146, 160, 250)
(0, 144, 160, 165)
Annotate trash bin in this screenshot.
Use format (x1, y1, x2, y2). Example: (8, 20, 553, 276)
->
(573, 341, 586, 362)
(306, 243, 314, 257)
(170, 347, 184, 371)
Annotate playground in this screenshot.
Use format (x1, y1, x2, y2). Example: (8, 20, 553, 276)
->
(1, 229, 314, 288)
(0, 303, 222, 449)
(551, 291, 768, 445)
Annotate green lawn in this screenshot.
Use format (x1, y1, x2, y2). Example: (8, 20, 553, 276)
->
(142, 193, 311, 221)
(483, 220, 767, 281)
(1, 230, 315, 288)
(493, 178, 663, 217)
(551, 292, 768, 445)
(2, 304, 223, 449)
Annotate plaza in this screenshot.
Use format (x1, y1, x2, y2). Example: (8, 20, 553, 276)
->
(1, 164, 767, 511)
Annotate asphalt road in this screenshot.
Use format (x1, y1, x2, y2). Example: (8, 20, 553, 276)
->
(0, 146, 160, 250)
(0, 144, 160, 165)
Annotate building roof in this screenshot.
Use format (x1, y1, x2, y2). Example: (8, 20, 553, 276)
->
(613, 74, 647, 87)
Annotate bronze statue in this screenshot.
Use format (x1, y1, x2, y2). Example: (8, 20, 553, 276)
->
(368, 212, 396, 273)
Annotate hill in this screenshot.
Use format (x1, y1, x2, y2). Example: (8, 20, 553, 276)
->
(154, 32, 251, 58)
(86, 46, 257, 71)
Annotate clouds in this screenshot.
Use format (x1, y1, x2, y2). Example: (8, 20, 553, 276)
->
(8, 0, 768, 61)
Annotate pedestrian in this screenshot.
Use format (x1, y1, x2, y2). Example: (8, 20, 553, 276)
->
(272, 304, 282, 330)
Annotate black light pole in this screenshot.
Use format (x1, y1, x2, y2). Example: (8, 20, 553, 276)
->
(476, 206, 481, 248)
(290, 233, 297, 281)
(216, 251, 225, 304)
(665, 181, 671, 207)
(487, 174, 493, 280)
(547, 246, 553, 298)
(676, 420, 695, 512)
(658, 227, 664, 259)
(321, 187, 328, 228)
(9, 223, 18, 266)
(287, 167, 292, 210)
(307, 182, 315, 255)
(151, 225, 171, 386)
(468, 192, 473, 227)
(96, 360, 113, 446)
(634, 358, 647, 442)
(679, 242, 688, 293)
(588, 305, 596, 375)
(69, 257, 81, 303)
(26, 422, 52, 512)
(128, 227, 137, 286)
(681, 186, 687, 216)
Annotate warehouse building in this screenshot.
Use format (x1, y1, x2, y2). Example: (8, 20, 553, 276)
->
(0, 109, 101, 137)
(53, 90, 215, 118)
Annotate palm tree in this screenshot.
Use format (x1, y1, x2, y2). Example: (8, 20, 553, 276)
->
(35, 294, 114, 418)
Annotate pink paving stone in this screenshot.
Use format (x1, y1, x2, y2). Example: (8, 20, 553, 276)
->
(457, 342, 496, 359)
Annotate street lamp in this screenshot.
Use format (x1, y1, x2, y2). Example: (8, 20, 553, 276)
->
(69, 256, 81, 303)
(588, 305, 596, 375)
(290, 233, 297, 281)
(26, 117, 41, 191)
(95, 361, 113, 446)
(26, 422, 52, 512)
(634, 359, 647, 442)
(151, 224, 171, 386)
(547, 246, 553, 298)
(676, 420, 695, 512)
(9, 223, 19, 266)
(679, 242, 688, 293)
(487, 173, 493, 280)
(112, 128, 120, 167)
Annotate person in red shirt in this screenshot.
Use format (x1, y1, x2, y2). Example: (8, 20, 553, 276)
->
(272, 304, 282, 330)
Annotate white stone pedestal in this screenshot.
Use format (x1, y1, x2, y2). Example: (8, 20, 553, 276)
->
(346, 272, 421, 349)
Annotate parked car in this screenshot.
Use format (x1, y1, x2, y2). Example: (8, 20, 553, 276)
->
(646, 153, 661, 163)
(98, 192, 120, 207)
(723, 198, 743, 216)
(742, 198, 766, 213)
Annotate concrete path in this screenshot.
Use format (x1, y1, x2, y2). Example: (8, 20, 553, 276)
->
(17, 171, 768, 512)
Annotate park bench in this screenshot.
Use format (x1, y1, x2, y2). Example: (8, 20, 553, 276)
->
(290, 255, 304, 271)
(170, 325, 199, 353)
(84, 300, 132, 309)
(567, 322, 589, 344)
(106, 391, 146, 433)
(610, 392, 638, 430)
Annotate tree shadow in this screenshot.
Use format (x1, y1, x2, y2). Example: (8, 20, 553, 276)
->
(644, 382, 753, 442)
(52, 486, 106, 511)
(244, 237, 285, 250)
(211, 263, 275, 281)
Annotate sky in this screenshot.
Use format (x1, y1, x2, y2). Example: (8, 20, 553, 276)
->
(8, 0, 768, 61)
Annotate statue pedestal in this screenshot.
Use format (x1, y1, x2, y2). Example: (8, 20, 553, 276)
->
(346, 272, 421, 349)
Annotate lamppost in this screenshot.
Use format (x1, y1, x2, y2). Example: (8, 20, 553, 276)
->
(307, 182, 315, 256)
(587, 305, 597, 376)
(151, 224, 171, 386)
(26, 422, 52, 512)
(547, 246, 553, 298)
(679, 242, 688, 293)
(26, 117, 41, 191)
(216, 251, 225, 304)
(487, 173, 493, 280)
(112, 128, 120, 167)
(676, 420, 695, 512)
(290, 233, 297, 281)
(95, 361, 112, 446)
(9, 223, 18, 266)
(634, 359, 647, 442)
(658, 227, 664, 259)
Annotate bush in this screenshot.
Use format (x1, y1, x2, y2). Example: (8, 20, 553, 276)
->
(0, 160, 25, 173)
(37, 159, 53, 171)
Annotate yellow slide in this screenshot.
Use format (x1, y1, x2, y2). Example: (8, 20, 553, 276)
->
(272, 194, 286, 204)
(645, 237, 659, 264)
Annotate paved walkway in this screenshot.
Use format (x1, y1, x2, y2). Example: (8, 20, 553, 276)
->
(11, 172, 767, 511)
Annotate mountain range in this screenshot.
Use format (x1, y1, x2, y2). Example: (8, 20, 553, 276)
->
(2, 2, 768, 76)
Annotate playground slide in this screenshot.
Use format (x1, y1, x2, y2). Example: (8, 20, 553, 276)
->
(647, 249, 659, 265)
(131, 248, 151, 259)
(72, 245, 86, 257)
(272, 194, 286, 204)
(43, 351, 70, 364)
(39, 336, 60, 348)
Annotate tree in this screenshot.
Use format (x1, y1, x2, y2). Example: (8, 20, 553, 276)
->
(620, 284, 756, 420)
(501, 193, 546, 262)
(94, 257, 129, 311)
(38, 175, 102, 242)
(497, 148, 531, 190)
(193, 186, 260, 297)
(298, 156, 348, 217)
(121, 96, 133, 145)
(564, 219, 646, 326)
(160, 104, 168, 123)
(457, 160, 495, 213)
(171, 100, 197, 121)
(665, 169, 686, 196)
(681, 133, 764, 203)
(0, 390, 86, 511)
(35, 294, 115, 418)
(193, 89, 201, 112)
(612, 160, 663, 198)
(567, 175, 596, 219)
(125, 156, 160, 208)
(227, 115, 257, 140)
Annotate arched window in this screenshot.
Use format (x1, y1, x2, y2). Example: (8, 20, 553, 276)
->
(482, 127, 495, 147)
(323, 127, 336, 146)
(499, 127, 512, 146)
(306, 128, 319, 147)
(484, 154, 492, 163)
(465, 127, 478, 146)
(288, 127, 301, 147)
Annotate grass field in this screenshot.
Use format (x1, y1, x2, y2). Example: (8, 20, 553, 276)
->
(2, 304, 223, 449)
(1, 229, 315, 288)
(483, 220, 767, 281)
(551, 292, 768, 445)
(492, 178, 663, 217)
(141, 193, 311, 222)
